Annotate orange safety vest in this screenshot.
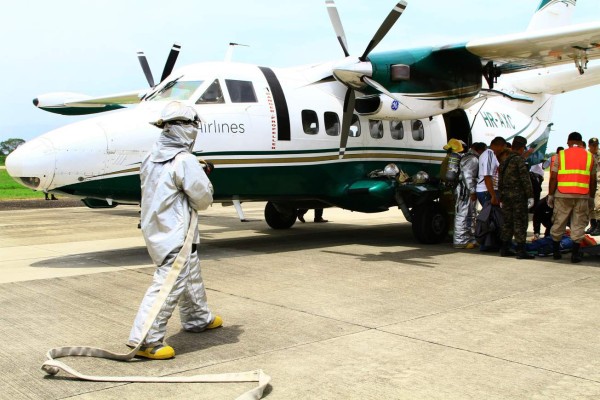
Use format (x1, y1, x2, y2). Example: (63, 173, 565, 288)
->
(557, 147, 593, 195)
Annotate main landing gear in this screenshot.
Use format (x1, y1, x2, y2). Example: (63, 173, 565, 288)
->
(410, 202, 449, 244)
(264, 201, 297, 229)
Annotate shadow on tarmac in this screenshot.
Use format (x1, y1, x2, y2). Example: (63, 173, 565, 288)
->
(28, 218, 600, 271)
(30, 246, 151, 268)
(168, 325, 244, 356)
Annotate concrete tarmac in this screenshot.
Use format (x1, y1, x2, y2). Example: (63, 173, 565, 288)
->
(2, 202, 600, 399)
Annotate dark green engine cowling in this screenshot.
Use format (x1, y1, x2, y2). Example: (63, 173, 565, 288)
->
(368, 45, 483, 101)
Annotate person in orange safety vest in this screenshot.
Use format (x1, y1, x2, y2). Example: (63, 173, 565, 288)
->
(548, 132, 597, 263)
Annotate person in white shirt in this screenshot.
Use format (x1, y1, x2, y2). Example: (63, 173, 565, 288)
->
(475, 137, 505, 206)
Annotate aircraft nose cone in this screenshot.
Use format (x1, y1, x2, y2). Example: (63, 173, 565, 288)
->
(5, 137, 56, 191)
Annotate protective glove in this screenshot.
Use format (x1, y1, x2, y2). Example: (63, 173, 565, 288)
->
(199, 160, 215, 175)
(547, 195, 554, 208)
(527, 198, 534, 209)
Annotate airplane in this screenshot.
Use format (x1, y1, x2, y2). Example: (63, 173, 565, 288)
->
(6, 0, 600, 244)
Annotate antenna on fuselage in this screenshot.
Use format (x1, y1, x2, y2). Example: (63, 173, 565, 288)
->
(225, 42, 249, 62)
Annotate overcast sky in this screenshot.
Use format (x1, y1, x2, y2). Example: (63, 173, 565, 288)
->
(1, 0, 599, 152)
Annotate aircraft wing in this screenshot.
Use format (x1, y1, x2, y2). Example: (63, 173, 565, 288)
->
(464, 21, 600, 73)
(34, 89, 146, 115)
(62, 90, 144, 107)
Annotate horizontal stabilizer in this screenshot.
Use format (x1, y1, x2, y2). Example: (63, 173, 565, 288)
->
(479, 88, 535, 103)
(511, 63, 600, 94)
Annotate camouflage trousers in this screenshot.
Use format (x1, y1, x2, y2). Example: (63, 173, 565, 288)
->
(594, 185, 600, 219)
(500, 195, 529, 244)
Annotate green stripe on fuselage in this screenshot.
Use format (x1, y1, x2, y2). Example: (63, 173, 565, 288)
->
(55, 159, 443, 213)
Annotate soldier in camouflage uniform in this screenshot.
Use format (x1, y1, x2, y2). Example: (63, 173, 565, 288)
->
(496, 136, 535, 259)
(586, 137, 600, 235)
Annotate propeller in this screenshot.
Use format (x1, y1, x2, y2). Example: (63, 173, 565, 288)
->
(136, 51, 155, 88)
(160, 43, 182, 82)
(325, 0, 350, 57)
(339, 88, 355, 158)
(360, 2, 407, 61)
(136, 43, 182, 88)
(325, 1, 408, 158)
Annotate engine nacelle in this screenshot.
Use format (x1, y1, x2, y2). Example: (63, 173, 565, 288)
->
(355, 94, 475, 121)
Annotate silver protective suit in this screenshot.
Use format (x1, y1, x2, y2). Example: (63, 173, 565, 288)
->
(129, 122, 214, 346)
(453, 149, 479, 246)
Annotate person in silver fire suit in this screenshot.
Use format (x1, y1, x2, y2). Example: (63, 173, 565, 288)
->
(454, 142, 487, 248)
(128, 101, 222, 360)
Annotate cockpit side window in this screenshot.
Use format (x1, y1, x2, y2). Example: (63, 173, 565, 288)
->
(146, 80, 203, 101)
(196, 79, 225, 104)
(226, 79, 258, 103)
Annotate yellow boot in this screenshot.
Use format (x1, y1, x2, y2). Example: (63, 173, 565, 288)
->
(135, 343, 175, 360)
(206, 315, 223, 329)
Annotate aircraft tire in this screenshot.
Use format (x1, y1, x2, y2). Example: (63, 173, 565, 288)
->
(264, 201, 297, 229)
(411, 202, 448, 244)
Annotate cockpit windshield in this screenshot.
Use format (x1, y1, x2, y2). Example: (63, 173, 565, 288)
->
(146, 79, 203, 101)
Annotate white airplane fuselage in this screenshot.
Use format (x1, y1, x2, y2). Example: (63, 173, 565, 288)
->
(7, 60, 552, 213)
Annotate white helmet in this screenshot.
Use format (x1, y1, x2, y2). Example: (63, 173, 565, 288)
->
(150, 101, 200, 128)
(413, 171, 429, 184)
(383, 163, 400, 178)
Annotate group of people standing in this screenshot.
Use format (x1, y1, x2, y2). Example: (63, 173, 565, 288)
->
(448, 131, 597, 264)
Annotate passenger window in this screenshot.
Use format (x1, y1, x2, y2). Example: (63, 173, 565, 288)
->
(325, 112, 340, 136)
(412, 120, 424, 141)
(369, 119, 383, 139)
(302, 110, 319, 135)
(196, 79, 224, 104)
(390, 121, 404, 140)
(349, 114, 361, 138)
(225, 79, 258, 103)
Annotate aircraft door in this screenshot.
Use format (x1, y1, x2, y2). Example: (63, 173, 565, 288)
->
(442, 109, 472, 147)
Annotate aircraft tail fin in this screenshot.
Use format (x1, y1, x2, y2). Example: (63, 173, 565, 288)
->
(527, 0, 576, 31)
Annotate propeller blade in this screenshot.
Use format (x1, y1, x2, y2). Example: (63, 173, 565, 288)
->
(339, 88, 356, 159)
(360, 0, 407, 61)
(363, 76, 411, 110)
(160, 43, 181, 83)
(325, 0, 350, 57)
(136, 51, 155, 87)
